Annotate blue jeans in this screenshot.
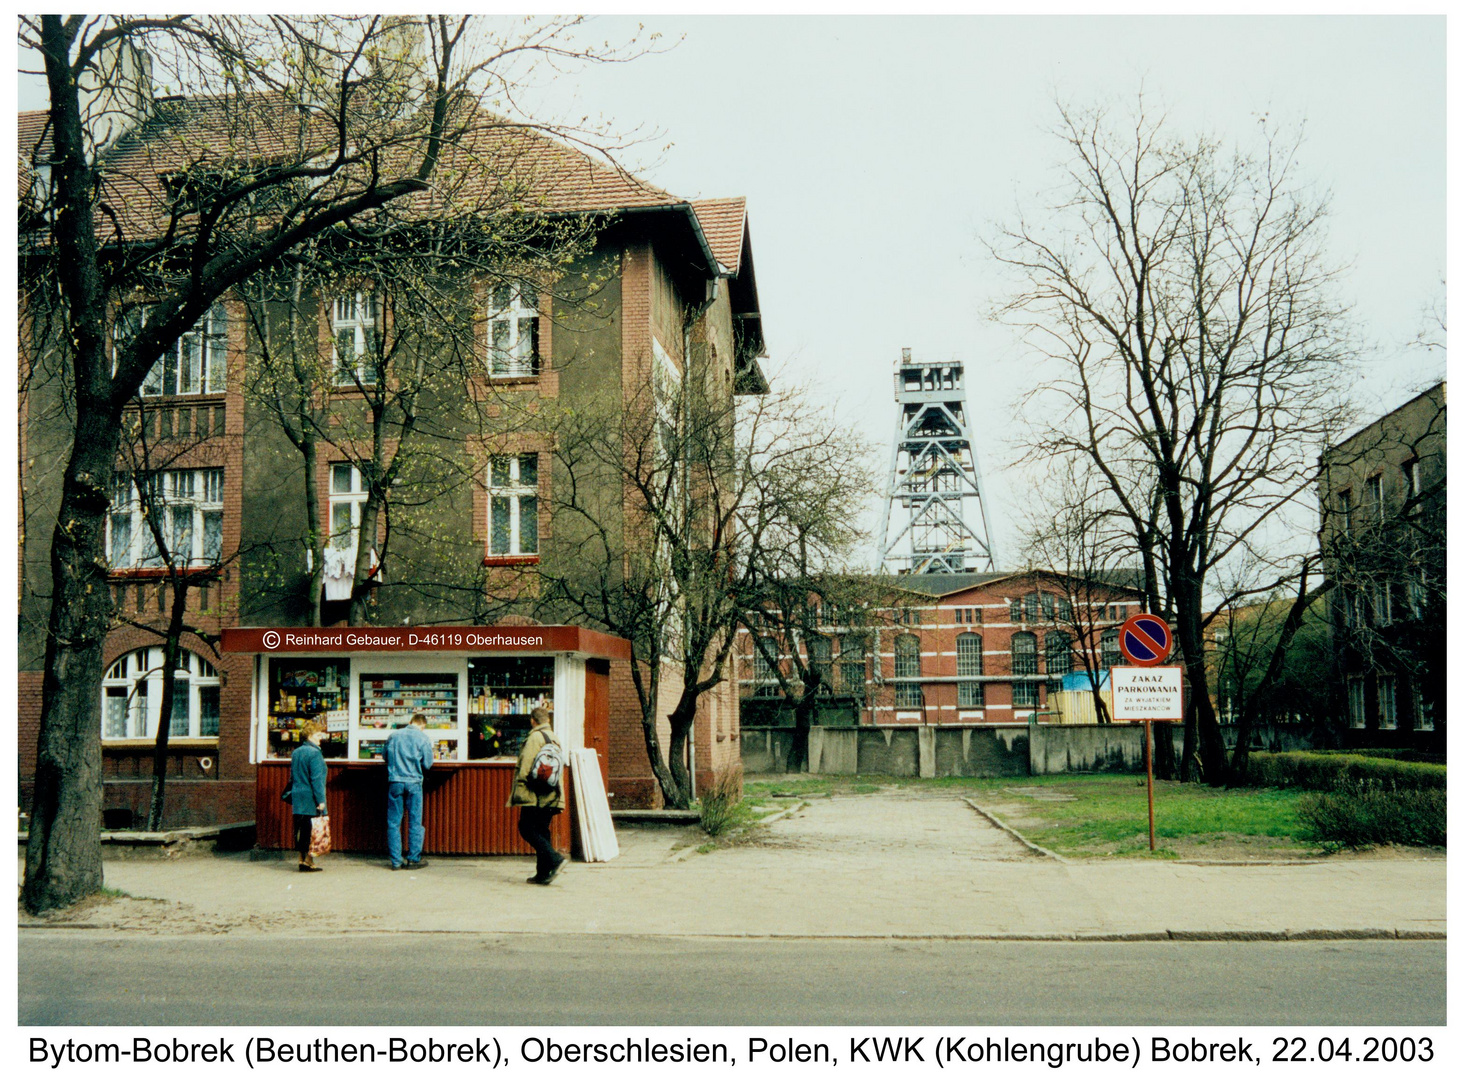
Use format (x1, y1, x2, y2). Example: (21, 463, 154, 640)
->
(386, 781, 424, 866)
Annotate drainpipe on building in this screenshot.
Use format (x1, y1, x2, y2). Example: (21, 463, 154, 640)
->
(680, 283, 718, 801)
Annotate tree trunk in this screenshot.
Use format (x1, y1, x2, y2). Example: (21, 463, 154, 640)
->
(1173, 571, 1227, 784)
(627, 658, 680, 808)
(146, 581, 192, 831)
(24, 17, 125, 913)
(23, 410, 119, 912)
(665, 688, 698, 809)
(789, 690, 817, 773)
(1085, 668, 1111, 725)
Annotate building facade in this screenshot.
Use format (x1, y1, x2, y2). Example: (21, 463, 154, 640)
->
(739, 571, 1143, 726)
(1318, 382, 1445, 751)
(20, 87, 762, 825)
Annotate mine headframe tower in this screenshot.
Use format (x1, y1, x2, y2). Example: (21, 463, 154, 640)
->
(877, 347, 996, 574)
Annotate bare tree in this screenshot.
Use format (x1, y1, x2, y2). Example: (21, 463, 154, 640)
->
(18, 14, 649, 912)
(994, 99, 1355, 782)
(736, 406, 877, 771)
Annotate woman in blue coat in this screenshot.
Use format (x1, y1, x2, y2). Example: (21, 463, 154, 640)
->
(284, 720, 328, 871)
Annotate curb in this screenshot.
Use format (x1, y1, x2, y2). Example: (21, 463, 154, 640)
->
(16, 923, 1444, 943)
(666, 800, 805, 862)
(962, 797, 1068, 863)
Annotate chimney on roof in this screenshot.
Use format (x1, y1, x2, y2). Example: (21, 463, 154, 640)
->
(368, 16, 430, 118)
(901, 347, 913, 364)
(77, 37, 153, 161)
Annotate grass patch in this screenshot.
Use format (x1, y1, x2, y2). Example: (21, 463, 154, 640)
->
(967, 775, 1312, 859)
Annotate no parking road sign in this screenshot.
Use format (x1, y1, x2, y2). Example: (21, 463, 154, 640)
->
(1119, 613, 1172, 666)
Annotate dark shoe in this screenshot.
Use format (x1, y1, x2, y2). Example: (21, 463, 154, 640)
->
(298, 862, 323, 873)
(391, 863, 404, 871)
(527, 875, 546, 884)
(540, 855, 566, 884)
(404, 859, 428, 870)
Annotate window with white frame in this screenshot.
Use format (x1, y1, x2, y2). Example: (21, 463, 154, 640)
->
(1376, 675, 1397, 730)
(838, 636, 866, 700)
(1100, 628, 1120, 669)
(1373, 581, 1393, 625)
(332, 291, 380, 386)
(1347, 678, 1366, 728)
(1366, 474, 1384, 522)
(102, 647, 220, 740)
(748, 641, 779, 698)
(1045, 631, 1072, 676)
(1407, 574, 1428, 619)
(488, 282, 539, 377)
(807, 636, 833, 693)
(328, 464, 372, 565)
(131, 304, 228, 397)
(488, 454, 539, 556)
(1412, 684, 1434, 731)
(957, 632, 984, 707)
(107, 468, 224, 568)
(893, 634, 922, 707)
(1337, 489, 1353, 534)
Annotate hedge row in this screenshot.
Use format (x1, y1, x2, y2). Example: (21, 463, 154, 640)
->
(1298, 783, 1447, 849)
(1245, 751, 1446, 793)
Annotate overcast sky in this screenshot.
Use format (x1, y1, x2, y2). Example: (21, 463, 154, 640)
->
(527, 13, 1446, 566)
(17, 15, 1446, 570)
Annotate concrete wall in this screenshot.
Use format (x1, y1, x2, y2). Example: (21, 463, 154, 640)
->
(743, 722, 1192, 780)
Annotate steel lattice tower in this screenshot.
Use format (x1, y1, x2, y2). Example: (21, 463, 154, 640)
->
(877, 347, 996, 574)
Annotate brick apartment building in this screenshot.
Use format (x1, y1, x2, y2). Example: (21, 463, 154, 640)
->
(1318, 382, 1445, 751)
(20, 65, 762, 825)
(739, 571, 1143, 725)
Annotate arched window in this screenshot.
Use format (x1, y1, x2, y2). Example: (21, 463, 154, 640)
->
(957, 632, 984, 708)
(893, 633, 922, 707)
(1045, 631, 1072, 676)
(1101, 628, 1121, 669)
(1011, 631, 1038, 709)
(102, 648, 220, 740)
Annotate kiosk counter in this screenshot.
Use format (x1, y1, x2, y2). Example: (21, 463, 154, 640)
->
(223, 626, 630, 858)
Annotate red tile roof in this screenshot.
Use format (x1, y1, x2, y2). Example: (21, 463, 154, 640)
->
(691, 197, 746, 274)
(20, 96, 729, 241)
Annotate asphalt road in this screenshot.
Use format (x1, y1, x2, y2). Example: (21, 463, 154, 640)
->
(18, 933, 1445, 1027)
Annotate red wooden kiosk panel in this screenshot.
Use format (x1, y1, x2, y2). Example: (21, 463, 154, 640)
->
(257, 761, 572, 856)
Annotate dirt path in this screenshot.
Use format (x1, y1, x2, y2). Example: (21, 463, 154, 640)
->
(747, 789, 1042, 864)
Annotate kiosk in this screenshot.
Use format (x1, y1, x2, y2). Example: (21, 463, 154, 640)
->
(223, 626, 630, 858)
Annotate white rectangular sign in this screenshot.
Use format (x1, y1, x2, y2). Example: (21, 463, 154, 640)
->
(1111, 666, 1183, 721)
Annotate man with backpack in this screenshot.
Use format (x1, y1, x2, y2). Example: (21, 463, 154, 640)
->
(510, 706, 566, 884)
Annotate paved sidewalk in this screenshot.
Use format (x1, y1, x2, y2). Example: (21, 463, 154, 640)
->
(20, 791, 1446, 940)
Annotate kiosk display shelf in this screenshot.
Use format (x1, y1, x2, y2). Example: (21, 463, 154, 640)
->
(358, 674, 458, 729)
(266, 657, 350, 758)
(467, 656, 553, 759)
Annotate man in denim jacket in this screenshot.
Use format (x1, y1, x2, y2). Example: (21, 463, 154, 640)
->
(384, 712, 435, 870)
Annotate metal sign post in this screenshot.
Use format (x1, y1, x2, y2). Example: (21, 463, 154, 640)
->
(1115, 615, 1177, 853)
(1145, 720, 1155, 851)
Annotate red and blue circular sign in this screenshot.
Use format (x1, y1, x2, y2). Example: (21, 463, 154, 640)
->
(1119, 614, 1172, 666)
